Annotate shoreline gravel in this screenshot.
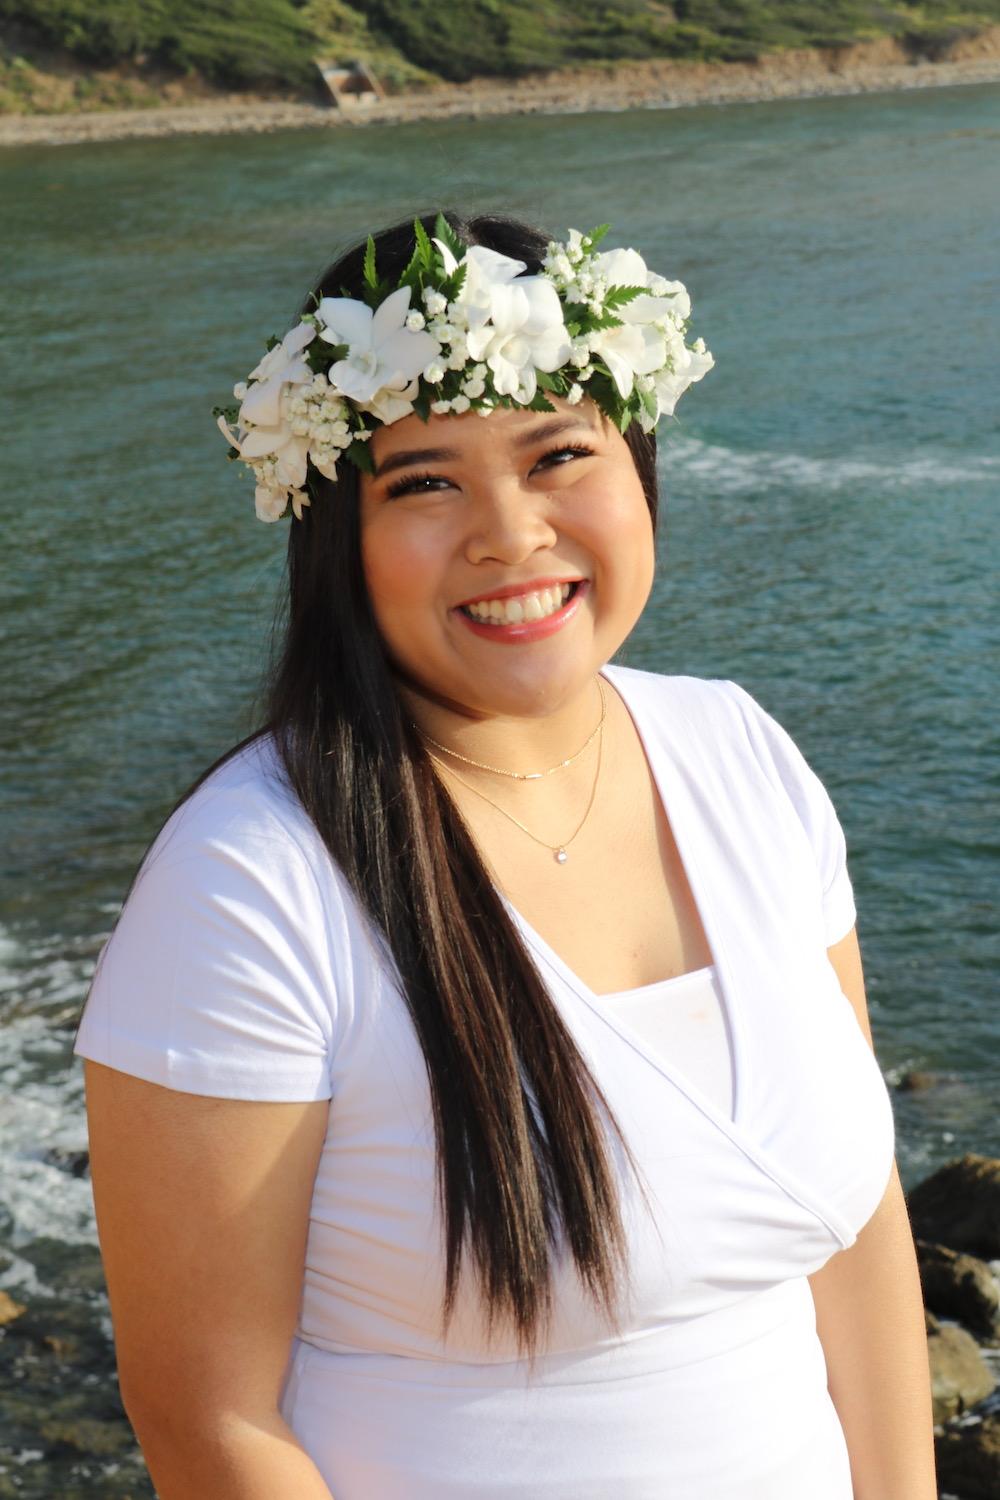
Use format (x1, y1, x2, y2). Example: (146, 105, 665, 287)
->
(2, 41, 999, 149)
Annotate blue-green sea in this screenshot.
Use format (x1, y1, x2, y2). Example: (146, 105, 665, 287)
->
(1, 82, 998, 1496)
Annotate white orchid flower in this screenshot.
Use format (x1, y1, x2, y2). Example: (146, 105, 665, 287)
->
(364, 377, 421, 425)
(588, 321, 667, 400)
(255, 485, 291, 523)
(432, 239, 526, 289)
(587, 246, 687, 328)
(648, 335, 716, 417)
(238, 321, 316, 430)
(316, 286, 440, 408)
(462, 275, 571, 403)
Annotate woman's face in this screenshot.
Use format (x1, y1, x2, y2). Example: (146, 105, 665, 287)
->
(358, 396, 655, 721)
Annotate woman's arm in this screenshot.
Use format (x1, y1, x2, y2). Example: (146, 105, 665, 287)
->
(83, 1059, 336, 1500)
(807, 927, 937, 1500)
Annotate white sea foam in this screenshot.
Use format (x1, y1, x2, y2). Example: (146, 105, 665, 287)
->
(0, 1011, 96, 1255)
(659, 434, 1000, 495)
(0, 923, 101, 1281)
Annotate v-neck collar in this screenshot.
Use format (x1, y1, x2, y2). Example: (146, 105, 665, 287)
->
(498, 661, 751, 1141)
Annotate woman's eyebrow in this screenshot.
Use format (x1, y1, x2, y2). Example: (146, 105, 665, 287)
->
(513, 414, 597, 448)
(374, 415, 597, 480)
(375, 445, 461, 479)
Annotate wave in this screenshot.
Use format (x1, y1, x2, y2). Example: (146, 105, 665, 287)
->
(658, 434, 1000, 495)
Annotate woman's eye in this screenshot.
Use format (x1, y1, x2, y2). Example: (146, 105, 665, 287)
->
(535, 445, 596, 471)
(385, 470, 450, 499)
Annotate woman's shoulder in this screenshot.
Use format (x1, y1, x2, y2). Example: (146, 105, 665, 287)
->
(602, 660, 761, 741)
(139, 732, 329, 888)
(601, 661, 834, 807)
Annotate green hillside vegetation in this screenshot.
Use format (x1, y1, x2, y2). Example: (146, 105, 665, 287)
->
(2, 0, 999, 112)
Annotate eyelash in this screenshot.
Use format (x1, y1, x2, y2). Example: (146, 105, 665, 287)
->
(384, 444, 596, 499)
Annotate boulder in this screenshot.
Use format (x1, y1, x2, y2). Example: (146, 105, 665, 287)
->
(935, 1411, 1000, 1500)
(926, 1312, 996, 1424)
(907, 1155, 1000, 1260)
(917, 1239, 1000, 1343)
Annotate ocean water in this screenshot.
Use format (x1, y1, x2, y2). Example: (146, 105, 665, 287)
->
(1, 82, 998, 1494)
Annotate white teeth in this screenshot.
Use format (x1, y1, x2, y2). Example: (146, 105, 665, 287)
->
(464, 582, 575, 624)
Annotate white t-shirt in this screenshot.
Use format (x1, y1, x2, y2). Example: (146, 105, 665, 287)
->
(74, 664, 896, 1498)
(601, 966, 734, 1120)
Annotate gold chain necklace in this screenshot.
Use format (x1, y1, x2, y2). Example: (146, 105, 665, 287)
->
(425, 694, 605, 865)
(415, 678, 607, 780)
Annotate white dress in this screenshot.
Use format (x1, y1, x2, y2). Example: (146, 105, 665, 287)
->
(73, 664, 896, 1498)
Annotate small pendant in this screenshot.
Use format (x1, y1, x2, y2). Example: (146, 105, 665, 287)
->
(554, 848, 568, 864)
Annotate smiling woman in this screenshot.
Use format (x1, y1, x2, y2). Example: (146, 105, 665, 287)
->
(71, 209, 934, 1499)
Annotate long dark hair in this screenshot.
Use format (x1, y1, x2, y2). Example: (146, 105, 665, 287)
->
(92, 210, 661, 1360)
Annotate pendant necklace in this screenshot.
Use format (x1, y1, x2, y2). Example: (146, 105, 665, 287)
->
(420, 680, 607, 864)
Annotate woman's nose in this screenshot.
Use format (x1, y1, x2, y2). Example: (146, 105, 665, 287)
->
(464, 478, 559, 565)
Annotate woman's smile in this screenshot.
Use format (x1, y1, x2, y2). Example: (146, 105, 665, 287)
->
(452, 579, 589, 643)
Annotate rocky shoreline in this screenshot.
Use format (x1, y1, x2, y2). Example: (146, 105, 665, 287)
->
(2, 1143, 999, 1497)
(2, 30, 1000, 149)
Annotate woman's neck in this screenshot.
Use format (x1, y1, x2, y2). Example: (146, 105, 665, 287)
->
(400, 672, 609, 785)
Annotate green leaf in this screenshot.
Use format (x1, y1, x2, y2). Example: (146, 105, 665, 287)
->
(363, 235, 379, 293)
(265, 334, 281, 352)
(413, 217, 434, 271)
(584, 222, 611, 251)
(411, 387, 433, 422)
(398, 241, 424, 292)
(345, 438, 375, 474)
(525, 391, 557, 413)
(535, 369, 565, 393)
(433, 212, 465, 262)
(603, 284, 644, 309)
(441, 261, 467, 303)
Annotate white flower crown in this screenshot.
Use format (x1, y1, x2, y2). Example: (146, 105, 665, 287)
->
(214, 216, 715, 523)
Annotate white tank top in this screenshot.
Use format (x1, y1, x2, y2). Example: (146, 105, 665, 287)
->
(599, 965, 735, 1122)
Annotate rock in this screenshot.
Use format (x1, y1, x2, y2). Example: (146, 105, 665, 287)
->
(917, 1239, 1000, 1343)
(935, 1411, 1000, 1500)
(0, 1290, 25, 1326)
(907, 1154, 1000, 1260)
(895, 1069, 940, 1092)
(38, 1414, 134, 1457)
(40, 1146, 90, 1178)
(927, 1316, 997, 1424)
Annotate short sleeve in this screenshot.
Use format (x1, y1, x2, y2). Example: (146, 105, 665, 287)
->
(720, 680, 858, 946)
(73, 789, 337, 1101)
